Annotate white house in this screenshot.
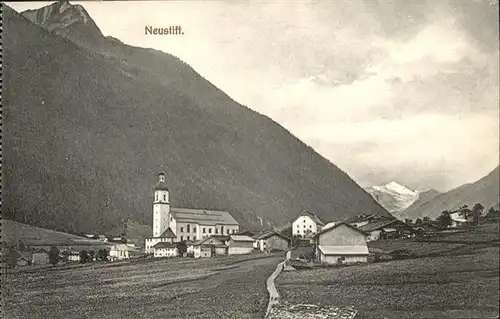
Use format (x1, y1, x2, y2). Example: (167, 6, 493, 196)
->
(109, 244, 131, 261)
(153, 242, 178, 258)
(145, 227, 177, 254)
(292, 211, 325, 238)
(315, 222, 369, 264)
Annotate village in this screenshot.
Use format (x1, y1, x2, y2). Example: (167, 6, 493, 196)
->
(6, 171, 497, 270)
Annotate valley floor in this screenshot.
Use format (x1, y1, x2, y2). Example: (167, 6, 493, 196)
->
(275, 223, 499, 319)
(2, 253, 284, 319)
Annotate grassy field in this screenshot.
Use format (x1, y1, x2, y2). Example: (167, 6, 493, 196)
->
(276, 223, 499, 319)
(3, 253, 284, 319)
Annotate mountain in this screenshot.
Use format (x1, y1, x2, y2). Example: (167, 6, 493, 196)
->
(401, 166, 500, 220)
(2, 3, 389, 235)
(399, 189, 441, 218)
(365, 181, 419, 213)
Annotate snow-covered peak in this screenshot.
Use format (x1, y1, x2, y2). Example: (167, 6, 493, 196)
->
(384, 181, 417, 196)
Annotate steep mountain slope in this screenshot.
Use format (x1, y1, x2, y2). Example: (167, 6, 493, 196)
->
(365, 181, 419, 213)
(401, 166, 500, 220)
(2, 3, 389, 235)
(399, 189, 441, 218)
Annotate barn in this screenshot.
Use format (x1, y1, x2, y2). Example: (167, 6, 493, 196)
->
(314, 222, 369, 265)
(256, 231, 290, 252)
(227, 235, 255, 255)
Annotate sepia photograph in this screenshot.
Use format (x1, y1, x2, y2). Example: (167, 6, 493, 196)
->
(1, 1, 499, 318)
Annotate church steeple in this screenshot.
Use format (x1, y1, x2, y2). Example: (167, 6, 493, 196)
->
(153, 171, 170, 237)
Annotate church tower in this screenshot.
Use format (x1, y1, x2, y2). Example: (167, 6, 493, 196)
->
(153, 171, 170, 237)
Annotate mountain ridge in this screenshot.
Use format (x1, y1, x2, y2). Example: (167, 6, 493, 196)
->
(400, 166, 499, 220)
(3, 3, 389, 235)
(365, 181, 419, 213)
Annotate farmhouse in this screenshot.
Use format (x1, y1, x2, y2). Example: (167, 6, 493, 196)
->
(292, 210, 325, 238)
(228, 235, 255, 255)
(414, 222, 442, 236)
(256, 231, 290, 252)
(32, 248, 49, 265)
(314, 222, 369, 264)
(192, 236, 227, 258)
(345, 213, 392, 228)
(109, 244, 132, 261)
(145, 172, 240, 249)
(153, 242, 178, 258)
(359, 219, 415, 241)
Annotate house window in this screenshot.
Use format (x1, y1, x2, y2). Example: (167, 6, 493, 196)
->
(209, 228, 212, 234)
(309, 225, 312, 228)
(232, 229, 236, 234)
(156, 194, 158, 201)
(187, 236, 190, 240)
(187, 224, 190, 232)
(163, 194, 166, 201)
(170, 217, 173, 221)
(303, 225, 306, 228)
(193, 236, 196, 241)
(226, 229, 229, 234)
(180, 236, 184, 241)
(193, 227, 196, 233)
(180, 227, 184, 232)
(203, 228, 206, 233)
(215, 228, 219, 234)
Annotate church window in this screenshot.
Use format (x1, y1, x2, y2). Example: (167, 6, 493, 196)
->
(187, 224, 190, 232)
(203, 228, 206, 233)
(181, 236, 184, 241)
(180, 227, 184, 232)
(193, 227, 196, 233)
(215, 228, 219, 234)
(163, 194, 166, 201)
(208, 228, 212, 234)
(226, 229, 229, 234)
(156, 194, 158, 201)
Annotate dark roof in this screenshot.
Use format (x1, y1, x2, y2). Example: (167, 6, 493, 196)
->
(257, 231, 291, 241)
(170, 208, 238, 226)
(193, 236, 226, 246)
(316, 222, 369, 237)
(155, 180, 169, 191)
(235, 230, 255, 236)
(153, 242, 177, 249)
(294, 210, 325, 226)
(359, 219, 411, 232)
(211, 235, 230, 242)
(159, 227, 177, 238)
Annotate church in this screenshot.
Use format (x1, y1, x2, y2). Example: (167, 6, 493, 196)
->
(144, 172, 240, 254)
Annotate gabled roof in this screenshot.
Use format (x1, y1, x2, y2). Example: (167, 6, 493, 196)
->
(257, 231, 291, 241)
(170, 208, 239, 226)
(110, 244, 132, 251)
(153, 242, 177, 249)
(316, 222, 369, 237)
(293, 210, 325, 226)
(159, 227, 176, 238)
(193, 236, 226, 247)
(229, 235, 255, 242)
(359, 219, 411, 232)
(318, 245, 369, 255)
(33, 248, 48, 254)
(235, 230, 255, 237)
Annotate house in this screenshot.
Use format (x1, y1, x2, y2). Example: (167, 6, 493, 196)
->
(145, 227, 177, 254)
(315, 222, 369, 264)
(192, 236, 227, 258)
(109, 244, 131, 261)
(292, 211, 325, 238)
(66, 250, 81, 262)
(256, 231, 290, 252)
(153, 242, 178, 258)
(450, 210, 473, 228)
(345, 213, 392, 228)
(414, 222, 442, 236)
(145, 172, 240, 248)
(227, 235, 255, 255)
(32, 248, 49, 265)
(17, 257, 30, 267)
(359, 219, 415, 241)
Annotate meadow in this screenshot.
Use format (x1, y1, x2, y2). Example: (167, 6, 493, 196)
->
(276, 223, 499, 319)
(3, 253, 284, 319)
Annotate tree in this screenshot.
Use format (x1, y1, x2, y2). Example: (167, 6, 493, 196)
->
(88, 250, 95, 262)
(472, 203, 484, 225)
(97, 249, 108, 261)
(176, 241, 187, 256)
(404, 219, 413, 225)
(17, 240, 26, 251)
(415, 218, 423, 225)
(423, 217, 430, 223)
(49, 246, 60, 266)
(437, 211, 452, 228)
(79, 250, 89, 264)
(5, 247, 18, 269)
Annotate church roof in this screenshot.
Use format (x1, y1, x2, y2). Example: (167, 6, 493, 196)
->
(159, 228, 176, 238)
(170, 208, 239, 226)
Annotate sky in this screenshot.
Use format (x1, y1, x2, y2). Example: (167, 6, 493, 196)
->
(11, 0, 500, 192)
